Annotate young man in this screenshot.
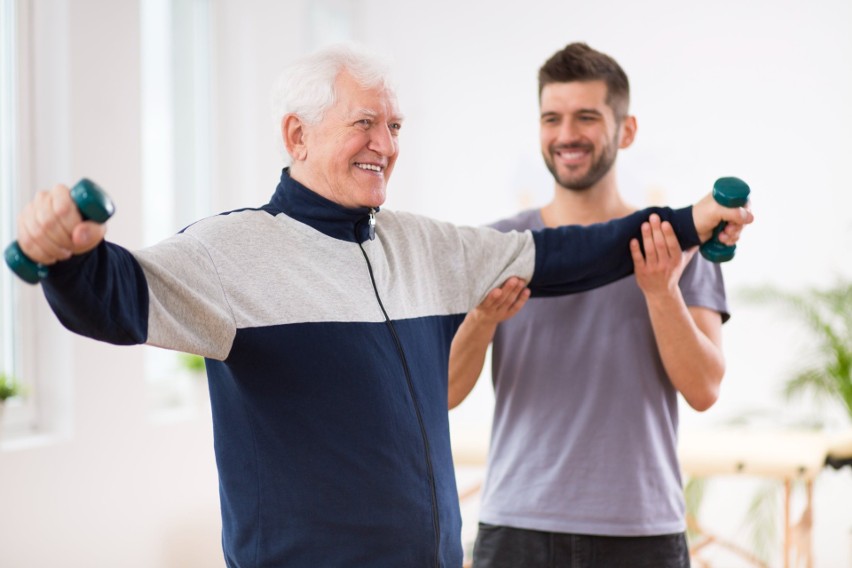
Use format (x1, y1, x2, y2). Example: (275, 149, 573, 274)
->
(449, 43, 729, 567)
(16, 44, 748, 567)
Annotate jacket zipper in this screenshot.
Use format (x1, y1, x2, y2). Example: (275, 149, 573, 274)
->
(368, 208, 376, 240)
(357, 220, 441, 568)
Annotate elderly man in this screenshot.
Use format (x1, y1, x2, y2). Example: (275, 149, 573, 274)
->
(16, 44, 751, 567)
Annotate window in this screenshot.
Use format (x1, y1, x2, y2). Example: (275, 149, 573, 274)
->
(0, 0, 27, 438)
(141, 0, 213, 418)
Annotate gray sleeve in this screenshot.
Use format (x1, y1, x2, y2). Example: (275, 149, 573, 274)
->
(455, 225, 536, 308)
(680, 255, 730, 322)
(134, 233, 237, 360)
(384, 212, 536, 312)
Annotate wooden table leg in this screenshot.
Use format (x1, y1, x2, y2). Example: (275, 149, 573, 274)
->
(806, 480, 814, 568)
(784, 478, 791, 568)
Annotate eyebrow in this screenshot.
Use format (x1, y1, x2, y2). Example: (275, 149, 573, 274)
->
(541, 108, 604, 118)
(352, 108, 405, 122)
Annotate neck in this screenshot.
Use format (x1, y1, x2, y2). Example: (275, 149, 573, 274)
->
(540, 174, 634, 228)
(288, 163, 326, 200)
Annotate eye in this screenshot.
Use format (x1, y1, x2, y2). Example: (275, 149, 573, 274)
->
(389, 122, 402, 134)
(541, 114, 560, 125)
(356, 118, 372, 128)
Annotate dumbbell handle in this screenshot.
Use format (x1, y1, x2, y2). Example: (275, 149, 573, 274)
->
(699, 177, 750, 263)
(4, 179, 115, 284)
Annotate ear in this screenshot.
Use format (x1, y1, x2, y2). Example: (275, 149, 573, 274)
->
(618, 115, 637, 149)
(282, 114, 308, 161)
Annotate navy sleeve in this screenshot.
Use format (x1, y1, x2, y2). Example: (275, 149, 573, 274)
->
(41, 241, 150, 345)
(529, 206, 699, 297)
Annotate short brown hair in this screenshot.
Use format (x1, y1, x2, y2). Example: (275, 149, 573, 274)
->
(538, 42, 630, 121)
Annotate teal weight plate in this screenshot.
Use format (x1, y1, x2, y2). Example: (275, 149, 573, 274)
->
(712, 177, 750, 207)
(70, 178, 115, 223)
(4, 241, 48, 284)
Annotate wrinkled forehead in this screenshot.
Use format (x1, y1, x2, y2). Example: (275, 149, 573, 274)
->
(333, 70, 403, 120)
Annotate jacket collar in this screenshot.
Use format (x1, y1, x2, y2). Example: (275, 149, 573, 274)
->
(269, 168, 377, 244)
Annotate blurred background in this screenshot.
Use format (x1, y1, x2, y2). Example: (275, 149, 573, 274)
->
(1, 0, 850, 566)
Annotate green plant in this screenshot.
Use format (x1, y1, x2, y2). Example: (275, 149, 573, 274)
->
(685, 280, 852, 565)
(740, 280, 852, 421)
(691, 280, 852, 564)
(178, 353, 206, 374)
(739, 479, 780, 563)
(684, 476, 707, 542)
(0, 372, 21, 402)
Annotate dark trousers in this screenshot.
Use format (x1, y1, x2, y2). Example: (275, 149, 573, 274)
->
(472, 523, 691, 568)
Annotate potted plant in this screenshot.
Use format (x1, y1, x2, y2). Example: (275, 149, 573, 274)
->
(178, 352, 206, 375)
(0, 372, 22, 439)
(742, 280, 849, 559)
(178, 353, 208, 408)
(741, 280, 852, 422)
(0, 372, 21, 404)
(686, 279, 852, 565)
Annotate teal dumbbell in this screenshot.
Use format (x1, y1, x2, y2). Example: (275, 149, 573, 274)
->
(699, 177, 750, 263)
(4, 178, 114, 284)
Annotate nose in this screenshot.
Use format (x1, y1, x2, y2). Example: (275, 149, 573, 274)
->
(556, 119, 580, 144)
(368, 124, 397, 157)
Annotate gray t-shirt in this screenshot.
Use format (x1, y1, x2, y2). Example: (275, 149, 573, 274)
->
(478, 208, 728, 536)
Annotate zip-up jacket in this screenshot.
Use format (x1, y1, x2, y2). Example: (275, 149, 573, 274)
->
(41, 169, 700, 567)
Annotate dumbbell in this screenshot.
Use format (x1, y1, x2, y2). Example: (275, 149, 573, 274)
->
(699, 176, 750, 263)
(4, 179, 114, 284)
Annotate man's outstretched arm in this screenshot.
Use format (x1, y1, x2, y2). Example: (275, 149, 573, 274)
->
(529, 198, 751, 296)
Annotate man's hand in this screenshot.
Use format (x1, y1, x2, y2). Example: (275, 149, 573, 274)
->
(692, 192, 753, 244)
(16, 184, 107, 265)
(448, 277, 530, 409)
(470, 277, 531, 326)
(630, 214, 696, 297)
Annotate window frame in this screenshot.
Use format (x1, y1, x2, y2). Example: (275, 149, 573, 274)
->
(0, 0, 42, 442)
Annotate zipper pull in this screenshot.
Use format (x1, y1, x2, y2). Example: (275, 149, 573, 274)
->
(368, 208, 376, 240)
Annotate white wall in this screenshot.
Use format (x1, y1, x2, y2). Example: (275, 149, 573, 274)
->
(1, 0, 851, 566)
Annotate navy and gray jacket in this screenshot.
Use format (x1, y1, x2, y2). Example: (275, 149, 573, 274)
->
(42, 169, 700, 567)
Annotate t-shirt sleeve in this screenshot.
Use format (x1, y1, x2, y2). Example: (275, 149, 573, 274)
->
(679, 254, 730, 322)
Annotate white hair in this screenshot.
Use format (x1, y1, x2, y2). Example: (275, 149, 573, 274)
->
(270, 43, 396, 164)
